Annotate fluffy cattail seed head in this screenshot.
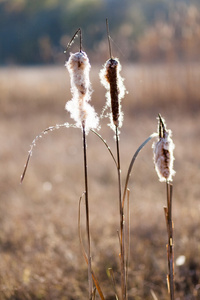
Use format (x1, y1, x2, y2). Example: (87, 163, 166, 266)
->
(153, 115, 175, 182)
(99, 57, 126, 131)
(65, 51, 99, 134)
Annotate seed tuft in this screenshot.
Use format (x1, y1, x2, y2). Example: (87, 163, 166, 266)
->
(153, 116, 175, 182)
(65, 51, 99, 134)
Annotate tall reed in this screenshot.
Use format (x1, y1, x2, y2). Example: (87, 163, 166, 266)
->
(65, 30, 99, 299)
(153, 114, 175, 300)
(99, 20, 127, 299)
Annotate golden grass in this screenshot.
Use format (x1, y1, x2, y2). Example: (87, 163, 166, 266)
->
(0, 63, 200, 299)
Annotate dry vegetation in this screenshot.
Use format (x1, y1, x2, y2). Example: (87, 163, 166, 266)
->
(0, 63, 200, 299)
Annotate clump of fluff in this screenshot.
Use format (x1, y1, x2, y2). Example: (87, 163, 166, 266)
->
(153, 118, 175, 182)
(99, 58, 126, 131)
(65, 51, 99, 134)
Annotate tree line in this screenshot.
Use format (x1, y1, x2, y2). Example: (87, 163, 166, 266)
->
(0, 0, 199, 64)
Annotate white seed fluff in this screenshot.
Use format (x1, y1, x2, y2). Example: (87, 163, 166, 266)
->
(153, 124, 175, 182)
(65, 51, 99, 134)
(99, 58, 126, 131)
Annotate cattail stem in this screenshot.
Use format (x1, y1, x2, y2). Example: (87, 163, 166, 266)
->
(82, 123, 93, 299)
(125, 188, 130, 296)
(115, 126, 126, 300)
(153, 115, 175, 298)
(116, 127, 122, 216)
(165, 182, 174, 300)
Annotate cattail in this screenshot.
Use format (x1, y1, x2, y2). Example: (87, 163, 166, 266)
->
(99, 57, 126, 131)
(66, 49, 95, 299)
(65, 51, 99, 134)
(153, 115, 175, 182)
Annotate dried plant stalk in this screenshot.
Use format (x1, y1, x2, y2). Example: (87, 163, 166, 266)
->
(153, 114, 175, 300)
(164, 182, 175, 300)
(65, 43, 99, 298)
(82, 125, 93, 299)
(100, 23, 128, 296)
(78, 194, 105, 300)
(116, 126, 126, 300)
(100, 50, 127, 298)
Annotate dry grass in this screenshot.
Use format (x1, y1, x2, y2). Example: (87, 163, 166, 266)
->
(0, 63, 200, 299)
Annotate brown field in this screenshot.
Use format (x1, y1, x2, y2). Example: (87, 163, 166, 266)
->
(0, 63, 200, 299)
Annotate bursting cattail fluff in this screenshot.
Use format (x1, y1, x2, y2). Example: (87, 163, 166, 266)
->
(99, 58, 126, 131)
(65, 51, 99, 134)
(153, 117, 175, 182)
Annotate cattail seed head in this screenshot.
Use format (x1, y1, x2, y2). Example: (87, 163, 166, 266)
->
(153, 116, 175, 182)
(99, 58, 126, 131)
(65, 51, 99, 134)
(105, 59, 119, 126)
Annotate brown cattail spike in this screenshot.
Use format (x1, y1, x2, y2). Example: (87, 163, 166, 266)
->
(99, 58, 126, 131)
(99, 21, 126, 132)
(106, 58, 119, 127)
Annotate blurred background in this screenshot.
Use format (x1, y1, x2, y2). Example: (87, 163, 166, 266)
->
(1, 0, 200, 64)
(0, 0, 200, 299)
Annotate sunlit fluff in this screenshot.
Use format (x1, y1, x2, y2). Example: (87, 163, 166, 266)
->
(65, 51, 99, 134)
(99, 58, 126, 131)
(153, 119, 175, 182)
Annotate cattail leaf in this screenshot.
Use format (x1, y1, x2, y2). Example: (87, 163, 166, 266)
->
(90, 129, 117, 167)
(20, 123, 74, 182)
(122, 133, 158, 208)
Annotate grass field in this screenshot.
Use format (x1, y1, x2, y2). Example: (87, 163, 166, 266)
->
(0, 63, 200, 299)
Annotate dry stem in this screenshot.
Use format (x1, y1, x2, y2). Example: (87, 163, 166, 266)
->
(78, 194, 105, 300)
(115, 126, 126, 300)
(82, 124, 93, 299)
(164, 182, 175, 300)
